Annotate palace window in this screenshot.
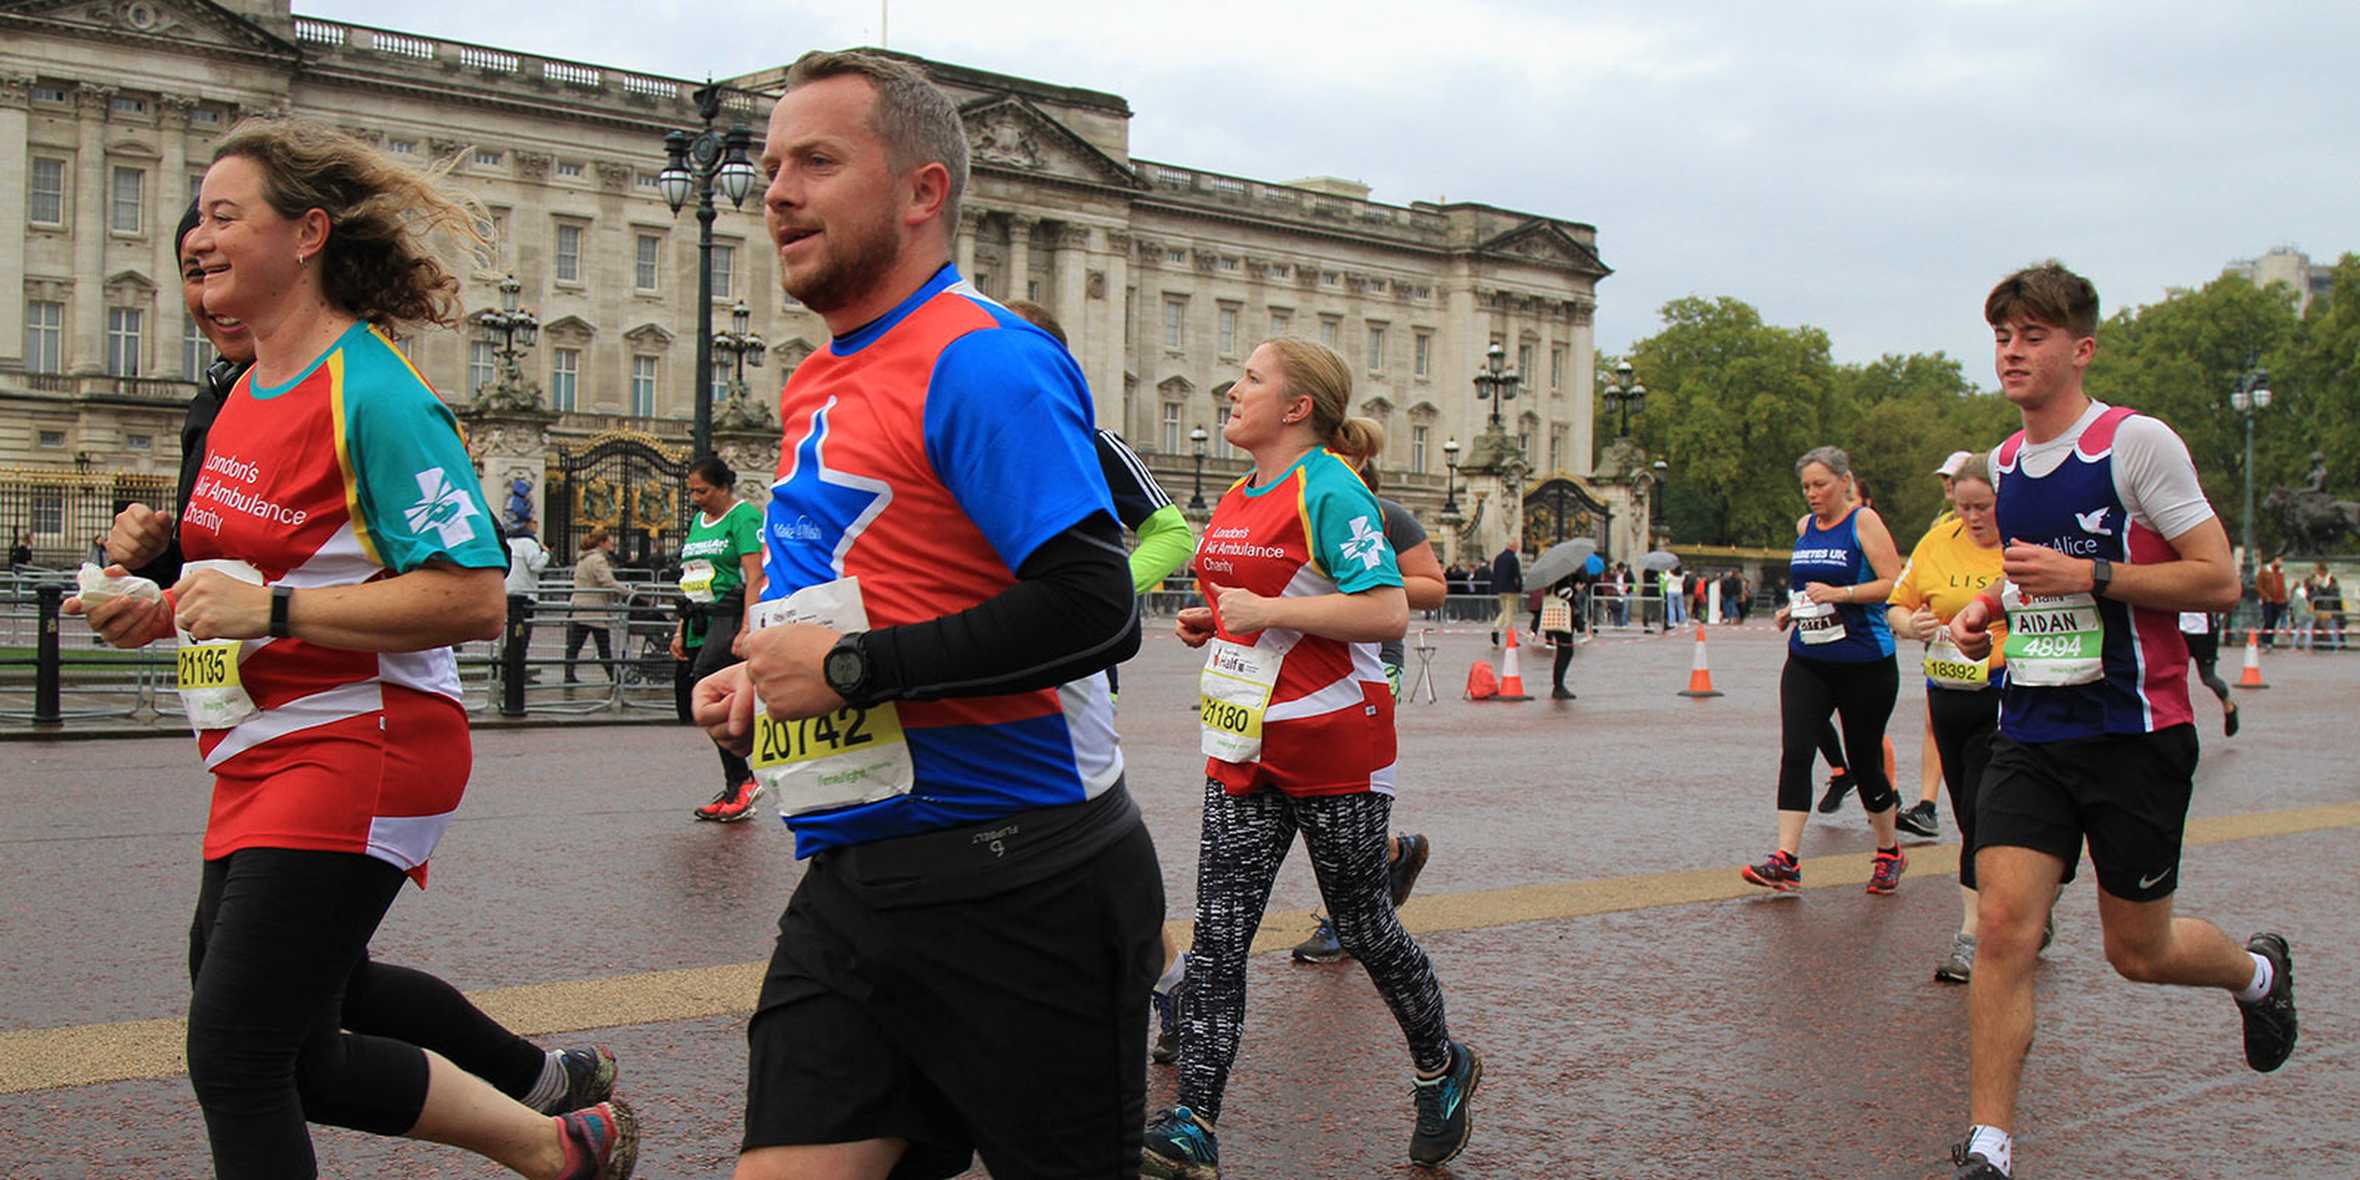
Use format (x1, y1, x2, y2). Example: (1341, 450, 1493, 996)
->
(468, 340, 495, 394)
(25, 302, 63, 373)
(183, 314, 214, 380)
(634, 234, 661, 292)
(1414, 330, 1432, 378)
(1317, 316, 1339, 348)
(1162, 296, 1186, 349)
(631, 356, 658, 417)
(550, 348, 578, 412)
(1160, 402, 1182, 454)
(1366, 323, 1388, 372)
(1412, 425, 1429, 473)
(110, 166, 145, 234)
(29, 158, 66, 226)
(105, 307, 144, 376)
(1551, 344, 1566, 390)
(554, 223, 583, 283)
(711, 243, 735, 300)
(1217, 305, 1238, 356)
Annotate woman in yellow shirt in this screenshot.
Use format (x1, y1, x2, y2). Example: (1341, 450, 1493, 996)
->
(1887, 454, 2006, 983)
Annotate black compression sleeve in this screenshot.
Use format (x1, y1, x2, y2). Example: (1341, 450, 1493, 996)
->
(862, 511, 1140, 702)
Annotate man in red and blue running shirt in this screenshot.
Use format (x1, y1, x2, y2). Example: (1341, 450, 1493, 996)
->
(1944, 262, 2296, 1180)
(690, 51, 1158, 1180)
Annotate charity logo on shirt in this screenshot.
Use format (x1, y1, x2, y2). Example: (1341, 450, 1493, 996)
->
(403, 467, 482, 547)
(1340, 515, 1389, 570)
(2074, 507, 2114, 537)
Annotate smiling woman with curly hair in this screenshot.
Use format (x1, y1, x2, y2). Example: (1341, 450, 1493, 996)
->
(69, 120, 637, 1180)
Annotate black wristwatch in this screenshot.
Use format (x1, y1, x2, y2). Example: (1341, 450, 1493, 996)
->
(269, 584, 294, 638)
(822, 631, 874, 705)
(2088, 557, 2114, 599)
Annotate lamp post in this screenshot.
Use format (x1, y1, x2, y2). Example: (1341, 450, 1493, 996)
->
(711, 298, 768, 401)
(1651, 459, 1669, 542)
(1188, 425, 1210, 510)
(1471, 341, 1522, 429)
(468, 273, 541, 403)
(1602, 360, 1647, 438)
(1441, 436, 1462, 516)
(2230, 352, 2273, 589)
(657, 83, 760, 458)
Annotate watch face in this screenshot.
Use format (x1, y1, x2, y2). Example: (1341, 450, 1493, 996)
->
(826, 645, 863, 690)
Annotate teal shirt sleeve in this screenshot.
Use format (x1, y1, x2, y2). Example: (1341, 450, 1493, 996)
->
(1127, 503, 1195, 595)
(1304, 458, 1402, 594)
(345, 370, 506, 574)
(728, 501, 763, 563)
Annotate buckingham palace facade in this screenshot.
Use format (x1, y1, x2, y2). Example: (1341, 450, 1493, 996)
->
(1, 0, 1621, 565)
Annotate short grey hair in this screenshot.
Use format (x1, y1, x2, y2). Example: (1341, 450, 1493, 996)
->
(784, 50, 969, 233)
(1795, 445, 1852, 479)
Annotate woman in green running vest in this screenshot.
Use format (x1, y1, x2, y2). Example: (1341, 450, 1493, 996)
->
(672, 455, 767, 822)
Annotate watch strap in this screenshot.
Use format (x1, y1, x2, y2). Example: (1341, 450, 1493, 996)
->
(269, 584, 293, 638)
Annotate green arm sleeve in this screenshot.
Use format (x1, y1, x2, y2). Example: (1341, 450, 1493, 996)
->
(1126, 503, 1196, 595)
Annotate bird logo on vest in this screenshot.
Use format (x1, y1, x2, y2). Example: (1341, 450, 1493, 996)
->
(2074, 507, 2114, 537)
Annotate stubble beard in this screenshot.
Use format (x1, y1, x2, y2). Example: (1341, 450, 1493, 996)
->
(781, 215, 902, 316)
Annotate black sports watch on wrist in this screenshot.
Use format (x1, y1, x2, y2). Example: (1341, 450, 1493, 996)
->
(269, 584, 294, 638)
(822, 631, 873, 704)
(2088, 557, 2114, 599)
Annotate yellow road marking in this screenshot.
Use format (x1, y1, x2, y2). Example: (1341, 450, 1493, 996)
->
(5, 802, 2355, 1096)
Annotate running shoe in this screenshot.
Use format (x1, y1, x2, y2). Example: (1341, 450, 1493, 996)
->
(1867, 848, 1907, 895)
(1291, 915, 1345, 964)
(1740, 850, 1803, 892)
(2224, 702, 2240, 738)
(1934, 933, 1976, 984)
(539, 1045, 619, 1114)
(1551, 686, 1577, 700)
(2238, 932, 2297, 1072)
(1151, 982, 1183, 1066)
(1141, 1105, 1219, 1179)
(1388, 833, 1432, 907)
(707, 779, 765, 824)
(1816, 771, 1850, 814)
(554, 1098, 638, 1180)
(1896, 800, 1940, 840)
(691, 784, 736, 822)
(1408, 1040, 1483, 1167)
(1950, 1141, 2008, 1179)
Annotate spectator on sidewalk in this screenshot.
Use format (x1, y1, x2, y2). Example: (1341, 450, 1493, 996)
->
(2257, 554, 2289, 649)
(1490, 544, 1522, 645)
(565, 528, 623, 683)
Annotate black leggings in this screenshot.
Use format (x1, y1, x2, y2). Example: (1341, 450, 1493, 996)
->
(1179, 779, 1451, 1122)
(674, 601, 752, 789)
(1549, 632, 1574, 689)
(1815, 719, 1849, 774)
(2186, 632, 2230, 703)
(186, 848, 546, 1179)
(1925, 687, 1999, 889)
(564, 622, 613, 676)
(1778, 654, 1899, 814)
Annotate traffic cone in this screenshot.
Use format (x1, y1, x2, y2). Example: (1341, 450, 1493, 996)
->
(2237, 628, 2269, 689)
(1487, 628, 1533, 702)
(1679, 624, 1724, 698)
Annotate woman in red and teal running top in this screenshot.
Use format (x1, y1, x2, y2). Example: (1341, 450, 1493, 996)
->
(1742, 445, 1908, 897)
(1143, 339, 1478, 1178)
(68, 122, 631, 1179)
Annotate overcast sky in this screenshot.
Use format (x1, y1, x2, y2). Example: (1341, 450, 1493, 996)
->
(302, 0, 2357, 386)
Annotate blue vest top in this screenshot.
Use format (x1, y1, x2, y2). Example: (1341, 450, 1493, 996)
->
(1787, 507, 1894, 663)
(1992, 406, 2193, 741)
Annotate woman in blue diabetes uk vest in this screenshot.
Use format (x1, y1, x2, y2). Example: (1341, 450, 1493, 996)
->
(1743, 446, 1909, 895)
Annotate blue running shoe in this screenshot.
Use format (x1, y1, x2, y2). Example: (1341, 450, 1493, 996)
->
(1141, 1104, 1219, 1179)
(1291, 915, 1345, 964)
(1408, 1040, 1482, 1167)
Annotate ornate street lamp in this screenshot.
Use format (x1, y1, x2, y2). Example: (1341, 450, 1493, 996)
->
(2230, 352, 2273, 589)
(468, 273, 541, 407)
(712, 299, 768, 400)
(658, 83, 761, 457)
(1188, 424, 1210, 511)
(1602, 359, 1647, 438)
(1651, 459, 1670, 540)
(1441, 436, 1462, 516)
(1472, 340, 1522, 429)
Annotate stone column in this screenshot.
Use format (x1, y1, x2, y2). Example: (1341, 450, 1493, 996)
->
(955, 207, 985, 281)
(155, 96, 192, 378)
(1053, 224, 1104, 420)
(71, 83, 115, 376)
(1004, 213, 1035, 304)
(1099, 231, 1131, 442)
(0, 74, 32, 368)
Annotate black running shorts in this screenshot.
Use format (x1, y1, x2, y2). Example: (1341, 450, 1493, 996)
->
(741, 819, 1163, 1178)
(1976, 724, 2200, 902)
